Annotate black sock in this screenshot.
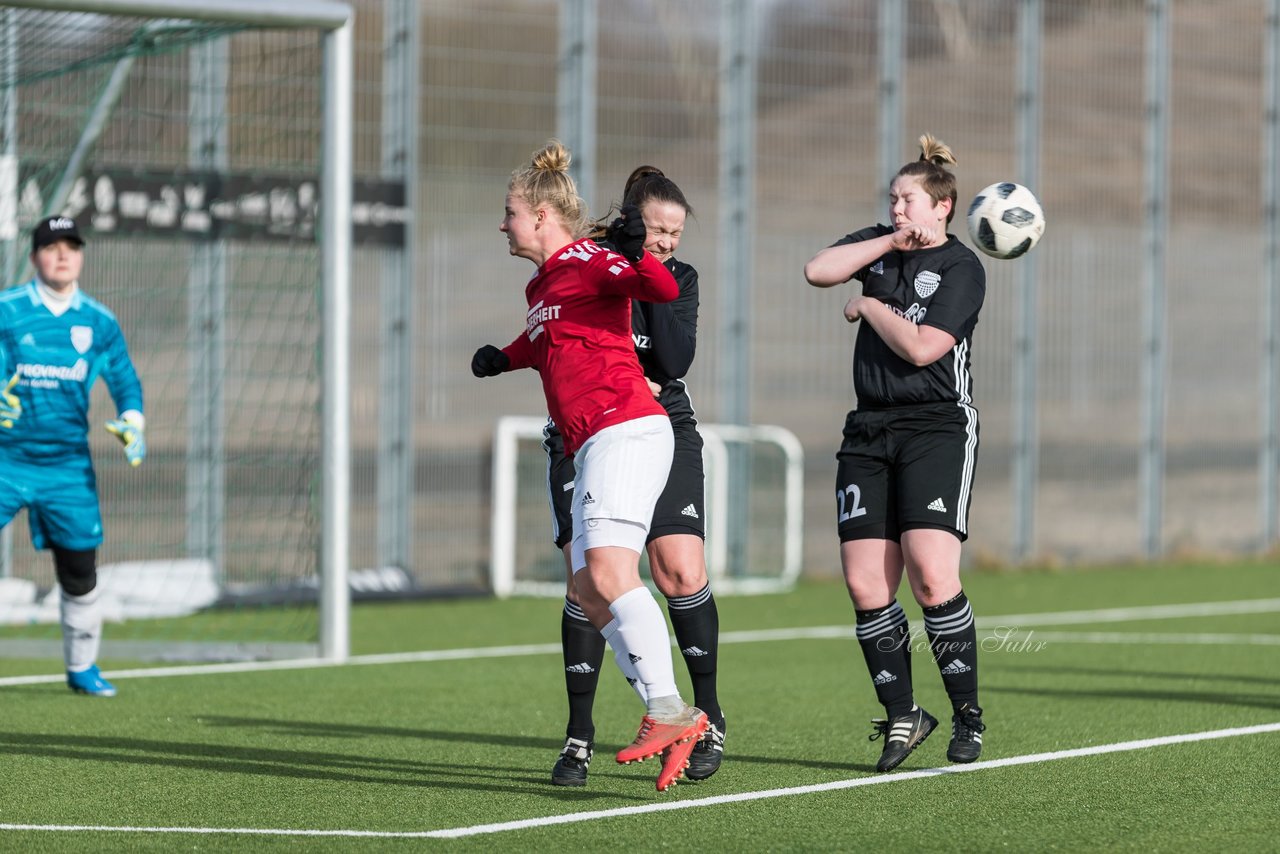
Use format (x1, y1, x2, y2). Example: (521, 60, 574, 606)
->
(922, 591, 979, 712)
(666, 583, 722, 725)
(561, 598, 605, 742)
(855, 600, 914, 718)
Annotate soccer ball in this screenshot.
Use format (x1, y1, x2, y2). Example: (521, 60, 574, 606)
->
(966, 182, 1045, 260)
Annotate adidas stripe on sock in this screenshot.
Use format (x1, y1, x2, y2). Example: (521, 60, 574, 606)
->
(922, 591, 978, 710)
(666, 583, 721, 723)
(601, 587, 679, 704)
(855, 600, 914, 718)
(561, 598, 605, 741)
(60, 587, 103, 672)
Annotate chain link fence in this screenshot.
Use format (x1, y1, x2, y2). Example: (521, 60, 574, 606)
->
(364, 0, 1279, 588)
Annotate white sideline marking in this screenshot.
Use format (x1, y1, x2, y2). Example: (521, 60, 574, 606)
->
(977, 597, 1280, 627)
(2, 722, 1277, 840)
(1, 596, 1278, 688)
(992, 630, 1280, 646)
(0, 643, 562, 687)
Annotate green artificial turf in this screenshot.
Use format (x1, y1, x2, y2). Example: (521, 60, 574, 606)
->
(1, 560, 1277, 851)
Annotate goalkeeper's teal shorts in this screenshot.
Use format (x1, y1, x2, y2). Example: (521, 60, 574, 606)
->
(0, 454, 103, 551)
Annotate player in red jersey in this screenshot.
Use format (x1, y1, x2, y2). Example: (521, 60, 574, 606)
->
(546, 167, 724, 789)
(472, 141, 707, 791)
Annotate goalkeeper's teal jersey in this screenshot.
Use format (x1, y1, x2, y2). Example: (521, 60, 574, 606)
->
(0, 279, 143, 464)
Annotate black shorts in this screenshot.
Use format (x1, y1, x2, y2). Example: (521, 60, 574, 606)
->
(834, 402, 979, 543)
(545, 416, 705, 549)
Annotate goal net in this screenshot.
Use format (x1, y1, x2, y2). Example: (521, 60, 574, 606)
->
(490, 416, 804, 598)
(0, 3, 350, 662)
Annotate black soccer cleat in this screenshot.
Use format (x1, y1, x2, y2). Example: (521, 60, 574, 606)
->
(684, 717, 725, 781)
(551, 736, 593, 786)
(869, 706, 938, 772)
(947, 704, 985, 763)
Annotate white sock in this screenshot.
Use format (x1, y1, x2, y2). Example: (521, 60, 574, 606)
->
(603, 587, 679, 705)
(646, 693, 685, 720)
(600, 618, 649, 703)
(60, 587, 103, 672)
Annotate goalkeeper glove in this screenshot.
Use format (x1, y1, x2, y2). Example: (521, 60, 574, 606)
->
(105, 411, 146, 467)
(471, 345, 510, 378)
(0, 371, 19, 428)
(607, 204, 648, 263)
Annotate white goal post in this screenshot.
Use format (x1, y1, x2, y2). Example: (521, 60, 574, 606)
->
(490, 415, 804, 598)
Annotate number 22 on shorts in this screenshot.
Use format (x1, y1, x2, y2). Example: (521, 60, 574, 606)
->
(836, 483, 867, 523)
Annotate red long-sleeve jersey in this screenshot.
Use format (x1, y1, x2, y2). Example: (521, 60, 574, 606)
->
(501, 238, 678, 453)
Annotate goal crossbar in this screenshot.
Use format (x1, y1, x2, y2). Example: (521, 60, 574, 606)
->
(0, 0, 350, 30)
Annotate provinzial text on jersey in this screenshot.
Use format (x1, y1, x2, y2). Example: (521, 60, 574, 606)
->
(15, 360, 89, 385)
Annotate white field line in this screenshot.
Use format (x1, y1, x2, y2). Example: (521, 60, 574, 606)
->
(1, 722, 1277, 840)
(988, 630, 1280, 646)
(976, 597, 1280, 626)
(0, 643, 562, 686)
(1, 596, 1278, 688)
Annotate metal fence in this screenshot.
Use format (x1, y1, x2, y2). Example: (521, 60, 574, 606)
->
(350, 0, 1280, 590)
(9, 1, 1272, 598)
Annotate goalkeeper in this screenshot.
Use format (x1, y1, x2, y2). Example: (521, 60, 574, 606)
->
(0, 215, 145, 698)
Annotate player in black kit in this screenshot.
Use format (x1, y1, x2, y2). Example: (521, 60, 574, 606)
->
(804, 134, 987, 772)
(545, 166, 724, 787)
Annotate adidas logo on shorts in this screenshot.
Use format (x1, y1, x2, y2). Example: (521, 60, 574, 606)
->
(582, 491, 595, 506)
(681, 504, 699, 519)
(927, 497, 947, 512)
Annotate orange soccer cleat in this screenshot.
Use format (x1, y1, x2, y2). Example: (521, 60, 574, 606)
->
(654, 723, 706, 792)
(616, 706, 708, 767)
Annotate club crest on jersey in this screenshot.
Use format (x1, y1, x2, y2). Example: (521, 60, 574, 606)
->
(70, 325, 93, 354)
(914, 270, 940, 299)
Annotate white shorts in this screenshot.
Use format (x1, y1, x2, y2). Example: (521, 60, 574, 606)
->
(569, 414, 674, 572)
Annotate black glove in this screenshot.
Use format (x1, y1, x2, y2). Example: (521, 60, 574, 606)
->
(471, 344, 509, 377)
(608, 204, 647, 263)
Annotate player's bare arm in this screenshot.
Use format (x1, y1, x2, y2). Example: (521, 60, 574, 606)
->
(846, 296, 957, 367)
(888, 221, 939, 251)
(803, 233, 897, 287)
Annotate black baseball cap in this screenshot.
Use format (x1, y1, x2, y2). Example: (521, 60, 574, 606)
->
(32, 215, 85, 251)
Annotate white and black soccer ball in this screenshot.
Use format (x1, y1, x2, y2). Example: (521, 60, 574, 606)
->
(966, 182, 1045, 260)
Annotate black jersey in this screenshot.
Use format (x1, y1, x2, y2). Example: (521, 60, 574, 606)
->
(633, 257, 699, 423)
(833, 225, 985, 407)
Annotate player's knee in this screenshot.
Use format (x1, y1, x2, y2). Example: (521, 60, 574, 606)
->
(52, 546, 97, 597)
(651, 563, 707, 598)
